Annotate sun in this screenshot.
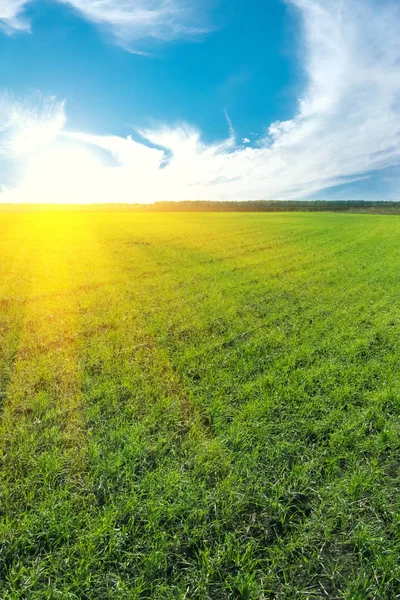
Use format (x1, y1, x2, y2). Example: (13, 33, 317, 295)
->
(21, 143, 103, 204)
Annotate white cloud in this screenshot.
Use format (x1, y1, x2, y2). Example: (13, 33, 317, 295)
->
(0, 92, 65, 156)
(0, 0, 32, 33)
(3, 0, 400, 202)
(0, 0, 210, 49)
(59, 0, 210, 49)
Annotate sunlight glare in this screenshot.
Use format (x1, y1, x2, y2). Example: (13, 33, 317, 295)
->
(22, 144, 102, 203)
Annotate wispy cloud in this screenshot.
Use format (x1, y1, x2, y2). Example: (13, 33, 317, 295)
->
(60, 0, 211, 50)
(0, 0, 211, 49)
(2, 0, 400, 202)
(0, 0, 32, 33)
(0, 91, 65, 156)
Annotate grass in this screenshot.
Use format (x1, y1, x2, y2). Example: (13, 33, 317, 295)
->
(1, 210, 400, 599)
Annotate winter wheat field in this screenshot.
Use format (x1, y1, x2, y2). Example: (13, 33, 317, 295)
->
(1, 210, 400, 599)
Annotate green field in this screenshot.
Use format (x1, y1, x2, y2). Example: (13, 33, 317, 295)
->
(1, 211, 400, 599)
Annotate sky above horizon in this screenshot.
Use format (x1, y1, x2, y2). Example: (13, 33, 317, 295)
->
(1, 0, 400, 203)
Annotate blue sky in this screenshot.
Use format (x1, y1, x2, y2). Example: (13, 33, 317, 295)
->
(1, 0, 296, 141)
(1, 0, 400, 202)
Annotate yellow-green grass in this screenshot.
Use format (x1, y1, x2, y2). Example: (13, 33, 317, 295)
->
(1, 211, 400, 599)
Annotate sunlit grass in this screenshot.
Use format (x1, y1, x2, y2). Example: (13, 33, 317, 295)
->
(1, 211, 400, 598)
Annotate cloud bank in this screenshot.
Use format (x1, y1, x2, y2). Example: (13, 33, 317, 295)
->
(2, 0, 400, 202)
(0, 0, 210, 49)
